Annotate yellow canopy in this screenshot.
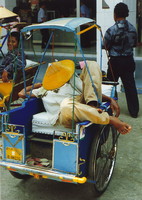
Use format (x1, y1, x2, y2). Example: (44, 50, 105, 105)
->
(0, 7, 17, 20)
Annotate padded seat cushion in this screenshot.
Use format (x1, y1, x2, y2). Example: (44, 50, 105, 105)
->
(32, 112, 72, 135)
(25, 59, 39, 68)
(102, 84, 113, 97)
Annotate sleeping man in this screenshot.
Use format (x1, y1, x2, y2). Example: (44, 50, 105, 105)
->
(19, 60, 131, 135)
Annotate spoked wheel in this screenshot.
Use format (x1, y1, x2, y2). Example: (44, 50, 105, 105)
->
(89, 124, 119, 197)
(9, 171, 31, 179)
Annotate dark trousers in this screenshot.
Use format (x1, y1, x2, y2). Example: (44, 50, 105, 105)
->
(40, 29, 49, 48)
(107, 56, 139, 116)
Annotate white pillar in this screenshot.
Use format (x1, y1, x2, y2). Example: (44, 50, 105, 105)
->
(76, 0, 80, 17)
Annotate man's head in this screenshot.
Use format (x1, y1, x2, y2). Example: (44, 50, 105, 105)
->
(81, 0, 86, 5)
(42, 60, 75, 90)
(39, 1, 47, 9)
(114, 3, 129, 21)
(7, 32, 20, 51)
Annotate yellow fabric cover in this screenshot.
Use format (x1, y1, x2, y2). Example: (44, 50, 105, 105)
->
(0, 80, 13, 107)
(42, 60, 75, 90)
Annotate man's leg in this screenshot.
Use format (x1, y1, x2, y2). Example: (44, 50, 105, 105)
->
(80, 60, 102, 104)
(59, 98, 109, 128)
(59, 98, 131, 134)
(107, 58, 120, 82)
(120, 58, 139, 117)
(107, 57, 139, 117)
(40, 29, 49, 48)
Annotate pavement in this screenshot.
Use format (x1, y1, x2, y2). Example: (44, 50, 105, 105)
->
(97, 92, 142, 200)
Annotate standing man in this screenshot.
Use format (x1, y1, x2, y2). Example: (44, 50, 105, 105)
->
(80, 0, 90, 18)
(38, 1, 49, 49)
(103, 3, 139, 118)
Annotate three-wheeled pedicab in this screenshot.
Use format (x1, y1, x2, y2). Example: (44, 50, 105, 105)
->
(0, 17, 119, 197)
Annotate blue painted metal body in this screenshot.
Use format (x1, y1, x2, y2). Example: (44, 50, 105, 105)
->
(0, 97, 109, 178)
(2, 132, 25, 163)
(53, 140, 79, 174)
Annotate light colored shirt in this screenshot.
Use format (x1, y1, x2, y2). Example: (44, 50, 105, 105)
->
(38, 8, 47, 23)
(32, 75, 82, 125)
(0, 49, 26, 79)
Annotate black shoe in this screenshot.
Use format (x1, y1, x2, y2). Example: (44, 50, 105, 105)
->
(130, 114, 138, 118)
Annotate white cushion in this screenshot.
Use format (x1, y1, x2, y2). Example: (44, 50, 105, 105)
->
(102, 84, 113, 97)
(32, 112, 72, 135)
(25, 59, 39, 68)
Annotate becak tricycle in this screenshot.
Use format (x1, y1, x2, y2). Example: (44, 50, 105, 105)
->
(0, 17, 121, 197)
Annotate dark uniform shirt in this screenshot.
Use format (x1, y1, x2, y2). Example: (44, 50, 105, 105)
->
(104, 20, 137, 57)
(0, 49, 26, 79)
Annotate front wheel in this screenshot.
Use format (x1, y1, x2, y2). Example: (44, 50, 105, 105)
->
(89, 125, 118, 197)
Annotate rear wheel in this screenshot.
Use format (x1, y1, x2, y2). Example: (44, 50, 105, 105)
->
(89, 125, 118, 196)
(9, 171, 31, 179)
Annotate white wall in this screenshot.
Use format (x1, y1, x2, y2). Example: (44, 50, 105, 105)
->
(0, 0, 5, 7)
(123, 0, 137, 27)
(5, 0, 16, 12)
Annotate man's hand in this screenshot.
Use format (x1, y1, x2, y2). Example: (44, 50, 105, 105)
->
(110, 98, 120, 117)
(2, 70, 9, 82)
(18, 83, 42, 98)
(102, 94, 120, 117)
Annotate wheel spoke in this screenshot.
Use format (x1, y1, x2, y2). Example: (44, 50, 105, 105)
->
(90, 125, 118, 193)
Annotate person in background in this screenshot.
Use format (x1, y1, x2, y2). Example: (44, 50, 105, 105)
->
(38, 1, 49, 49)
(0, 32, 26, 82)
(19, 3, 32, 24)
(103, 2, 139, 118)
(80, 0, 90, 18)
(80, 0, 91, 47)
(10, 6, 21, 32)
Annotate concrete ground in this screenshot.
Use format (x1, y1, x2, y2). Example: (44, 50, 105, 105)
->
(0, 92, 142, 200)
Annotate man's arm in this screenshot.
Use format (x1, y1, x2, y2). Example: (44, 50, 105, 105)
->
(102, 94, 120, 117)
(2, 51, 26, 82)
(18, 83, 42, 99)
(102, 29, 112, 50)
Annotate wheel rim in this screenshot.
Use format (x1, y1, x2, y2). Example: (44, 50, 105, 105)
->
(94, 125, 117, 192)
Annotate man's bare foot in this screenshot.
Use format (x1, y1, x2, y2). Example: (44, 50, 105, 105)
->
(109, 116, 132, 134)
